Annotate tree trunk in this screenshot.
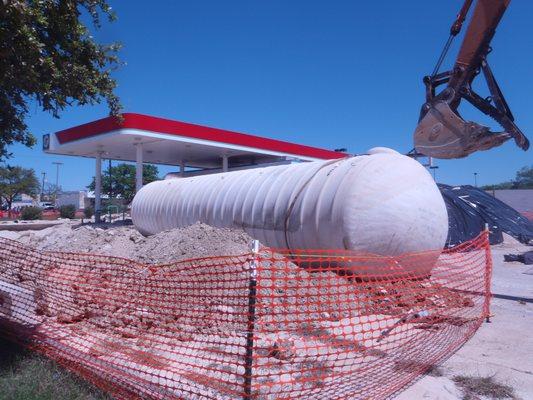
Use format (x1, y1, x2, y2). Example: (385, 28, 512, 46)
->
(7, 198, 13, 219)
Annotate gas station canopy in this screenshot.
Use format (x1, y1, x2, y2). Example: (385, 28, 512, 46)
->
(43, 113, 346, 169)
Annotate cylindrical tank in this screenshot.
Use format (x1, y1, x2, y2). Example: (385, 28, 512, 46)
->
(132, 148, 448, 272)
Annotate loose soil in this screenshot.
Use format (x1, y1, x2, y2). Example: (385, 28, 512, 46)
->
(13, 222, 252, 263)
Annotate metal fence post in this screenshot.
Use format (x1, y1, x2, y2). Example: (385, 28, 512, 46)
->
(483, 223, 493, 323)
(243, 240, 259, 400)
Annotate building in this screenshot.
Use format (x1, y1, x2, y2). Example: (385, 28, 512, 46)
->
(5, 194, 37, 210)
(56, 191, 87, 210)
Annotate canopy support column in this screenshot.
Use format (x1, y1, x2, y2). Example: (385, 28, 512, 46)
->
(135, 143, 143, 192)
(222, 155, 229, 172)
(95, 151, 103, 223)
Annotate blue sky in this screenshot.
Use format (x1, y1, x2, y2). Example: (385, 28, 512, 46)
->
(6, 0, 532, 191)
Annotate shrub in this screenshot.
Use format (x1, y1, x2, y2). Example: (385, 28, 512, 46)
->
(21, 206, 42, 220)
(58, 204, 76, 219)
(84, 206, 94, 219)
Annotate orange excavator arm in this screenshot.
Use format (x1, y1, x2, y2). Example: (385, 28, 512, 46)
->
(414, 0, 529, 159)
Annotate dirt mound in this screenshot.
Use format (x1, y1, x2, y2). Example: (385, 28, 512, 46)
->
(4, 221, 359, 335)
(15, 222, 252, 263)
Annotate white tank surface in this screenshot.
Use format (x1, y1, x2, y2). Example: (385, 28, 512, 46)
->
(132, 148, 448, 269)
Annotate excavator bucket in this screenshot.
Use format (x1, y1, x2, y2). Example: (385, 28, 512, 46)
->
(413, 101, 511, 159)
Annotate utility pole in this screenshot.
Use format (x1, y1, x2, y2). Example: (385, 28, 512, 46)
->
(430, 165, 439, 181)
(52, 162, 63, 201)
(429, 157, 439, 182)
(474, 172, 478, 187)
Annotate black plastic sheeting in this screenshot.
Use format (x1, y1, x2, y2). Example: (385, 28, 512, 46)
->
(504, 251, 533, 265)
(438, 184, 533, 247)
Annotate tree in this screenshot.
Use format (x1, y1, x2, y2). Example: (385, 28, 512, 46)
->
(0, 0, 121, 160)
(88, 163, 159, 203)
(0, 165, 40, 215)
(481, 181, 514, 190)
(42, 182, 61, 202)
(514, 165, 533, 189)
(482, 165, 533, 190)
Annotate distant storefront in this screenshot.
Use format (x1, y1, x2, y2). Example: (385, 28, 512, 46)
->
(56, 191, 87, 210)
(9, 193, 37, 210)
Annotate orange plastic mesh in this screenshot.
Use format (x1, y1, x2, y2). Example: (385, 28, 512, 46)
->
(522, 211, 533, 222)
(0, 231, 491, 399)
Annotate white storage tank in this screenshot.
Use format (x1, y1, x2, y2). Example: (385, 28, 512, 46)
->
(132, 148, 448, 274)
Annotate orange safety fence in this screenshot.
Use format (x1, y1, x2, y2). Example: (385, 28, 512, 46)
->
(522, 210, 533, 222)
(0, 231, 492, 399)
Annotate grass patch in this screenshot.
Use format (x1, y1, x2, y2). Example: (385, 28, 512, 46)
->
(453, 375, 516, 400)
(0, 337, 110, 400)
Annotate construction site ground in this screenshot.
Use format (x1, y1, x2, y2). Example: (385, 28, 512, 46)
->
(399, 234, 533, 400)
(0, 221, 531, 399)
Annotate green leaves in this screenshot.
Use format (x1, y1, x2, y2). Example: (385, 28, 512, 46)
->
(88, 163, 159, 203)
(0, 0, 121, 160)
(0, 165, 40, 208)
(481, 165, 533, 190)
(515, 165, 533, 188)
